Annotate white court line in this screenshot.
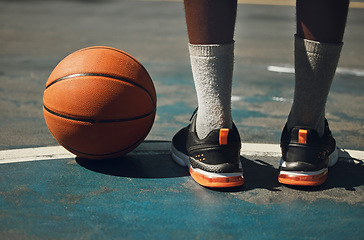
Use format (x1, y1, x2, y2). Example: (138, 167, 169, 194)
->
(268, 65, 364, 77)
(0, 142, 363, 165)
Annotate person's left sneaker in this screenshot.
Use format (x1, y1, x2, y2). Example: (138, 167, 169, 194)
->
(278, 120, 338, 186)
(170, 112, 244, 188)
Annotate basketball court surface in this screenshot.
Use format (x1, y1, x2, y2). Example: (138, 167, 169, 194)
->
(1, 0, 364, 239)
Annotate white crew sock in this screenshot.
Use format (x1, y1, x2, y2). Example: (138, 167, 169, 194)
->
(189, 42, 234, 139)
(287, 35, 343, 136)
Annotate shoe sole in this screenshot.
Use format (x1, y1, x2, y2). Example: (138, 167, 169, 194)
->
(278, 147, 339, 186)
(170, 144, 244, 188)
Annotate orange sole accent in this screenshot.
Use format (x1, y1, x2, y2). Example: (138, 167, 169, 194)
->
(189, 167, 244, 188)
(278, 169, 328, 186)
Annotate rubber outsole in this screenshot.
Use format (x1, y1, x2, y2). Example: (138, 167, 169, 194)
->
(189, 166, 244, 188)
(278, 148, 339, 186)
(278, 168, 328, 186)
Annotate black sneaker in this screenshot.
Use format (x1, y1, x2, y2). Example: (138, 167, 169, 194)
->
(170, 112, 244, 188)
(278, 120, 338, 186)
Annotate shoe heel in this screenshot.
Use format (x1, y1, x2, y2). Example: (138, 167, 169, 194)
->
(328, 147, 339, 167)
(170, 144, 189, 167)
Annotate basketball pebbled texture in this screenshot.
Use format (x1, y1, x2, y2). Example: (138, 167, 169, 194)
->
(43, 46, 156, 159)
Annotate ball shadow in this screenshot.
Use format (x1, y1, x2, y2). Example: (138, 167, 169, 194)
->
(76, 152, 189, 179)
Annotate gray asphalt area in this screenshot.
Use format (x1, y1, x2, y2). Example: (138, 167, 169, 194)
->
(1, 0, 363, 151)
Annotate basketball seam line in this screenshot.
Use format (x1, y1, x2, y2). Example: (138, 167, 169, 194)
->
(76, 46, 149, 74)
(45, 72, 156, 113)
(46, 72, 151, 95)
(43, 105, 155, 123)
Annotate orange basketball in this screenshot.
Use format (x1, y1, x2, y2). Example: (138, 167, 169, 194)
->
(43, 46, 156, 159)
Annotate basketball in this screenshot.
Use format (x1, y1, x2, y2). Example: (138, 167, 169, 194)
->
(43, 46, 156, 159)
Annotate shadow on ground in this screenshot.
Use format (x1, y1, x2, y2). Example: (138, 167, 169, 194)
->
(76, 144, 364, 192)
(76, 152, 189, 179)
(289, 157, 364, 192)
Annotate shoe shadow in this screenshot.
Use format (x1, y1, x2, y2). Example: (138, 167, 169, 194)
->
(76, 141, 189, 179)
(221, 149, 364, 193)
(204, 156, 281, 193)
(76, 141, 364, 191)
(287, 154, 364, 192)
(326, 149, 364, 190)
(240, 156, 281, 192)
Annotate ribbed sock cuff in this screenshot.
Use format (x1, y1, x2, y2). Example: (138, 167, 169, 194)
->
(188, 41, 235, 57)
(295, 35, 343, 56)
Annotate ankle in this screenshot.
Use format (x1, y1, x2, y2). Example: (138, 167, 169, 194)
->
(286, 114, 325, 137)
(195, 109, 232, 139)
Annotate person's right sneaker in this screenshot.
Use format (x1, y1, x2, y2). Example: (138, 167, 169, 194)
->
(278, 120, 338, 186)
(170, 112, 244, 188)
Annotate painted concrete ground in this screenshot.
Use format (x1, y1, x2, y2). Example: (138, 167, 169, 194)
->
(1, 0, 364, 239)
(1, 143, 364, 239)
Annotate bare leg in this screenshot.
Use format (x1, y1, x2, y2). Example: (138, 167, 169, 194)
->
(296, 0, 349, 43)
(184, 0, 237, 44)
